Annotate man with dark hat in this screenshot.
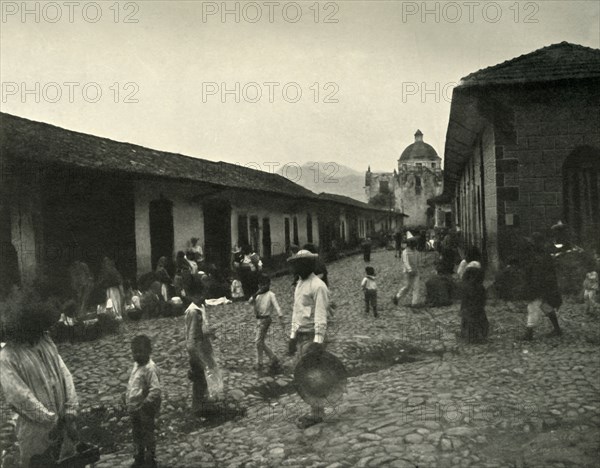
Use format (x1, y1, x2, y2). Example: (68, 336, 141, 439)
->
(523, 232, 562, 341)
(287, 249, 330, 428)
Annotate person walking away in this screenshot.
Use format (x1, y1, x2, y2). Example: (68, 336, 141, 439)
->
(523, 232, 562, 340)
(184, 276, 222, 414)
(286, 249, 330, 428)
(249, 274, 284, 372)
(393, 237, 421, 307)
(459, 263, 489, 343)
(0, 290, 79, 468)
(394, 231, 403, 258)
(362, 237, 372, 262)
(126, 335, 161, 468)
(361, 266, 378, 317)
(583, 271, 599, 315)
(98, 257, 124, 320)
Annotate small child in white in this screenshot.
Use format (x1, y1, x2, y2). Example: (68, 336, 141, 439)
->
(361, 266, 378, 317)
(126, 335, 161, 468)
(230, 274, 244, 302)
(249, 274, 284, 372)
(583, 271, 599, 314)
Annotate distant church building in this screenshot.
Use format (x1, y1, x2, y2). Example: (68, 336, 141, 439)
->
(365, 130, 443, 228)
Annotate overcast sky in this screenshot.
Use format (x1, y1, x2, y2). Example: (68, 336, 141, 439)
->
(1, 1, 598, 175)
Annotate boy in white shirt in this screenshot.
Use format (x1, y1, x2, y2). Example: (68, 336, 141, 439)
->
(126, 335, 161, 468)
(249, 274, 284, 372)
(361, 266, 378, 317)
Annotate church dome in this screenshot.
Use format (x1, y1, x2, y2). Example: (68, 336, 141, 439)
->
(399, 130, 440, 162)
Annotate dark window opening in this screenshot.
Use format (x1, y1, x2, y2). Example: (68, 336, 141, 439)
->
(262, 218, 271, 259)
(293, 216, 299, 245)
(249, 216, 259, 254)
(306, 214, 313, 243)
(284, 217, 291, 252)
(238, 214, 249, 247)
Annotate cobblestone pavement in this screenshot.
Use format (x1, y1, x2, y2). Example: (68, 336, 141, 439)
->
(3, 250, 600, 467)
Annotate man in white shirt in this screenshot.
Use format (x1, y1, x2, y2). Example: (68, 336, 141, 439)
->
(287, 249, 330, 428)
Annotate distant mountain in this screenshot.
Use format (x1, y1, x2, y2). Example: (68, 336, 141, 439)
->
(278, 162, 368, 202)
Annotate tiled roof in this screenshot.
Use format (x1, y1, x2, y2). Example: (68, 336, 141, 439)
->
(459, 42, 600, 88)
(318, 192, 407, 216)
(0, 113, 317, 200)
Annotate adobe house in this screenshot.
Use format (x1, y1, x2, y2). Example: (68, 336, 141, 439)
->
(441, 42, 600, 271)
(0, 113, 319, 292)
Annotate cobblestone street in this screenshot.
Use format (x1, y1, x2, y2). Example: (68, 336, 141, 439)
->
(5, 250, 600, 467)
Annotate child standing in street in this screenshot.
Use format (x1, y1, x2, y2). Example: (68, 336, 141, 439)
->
(126, 335, 161, 468)
(393, 237, 421, 307)
(249, 274, 284, 372)
(361, 266, 378, 317)
(230, 273, 244, 302)
(583, 271, 599, 315)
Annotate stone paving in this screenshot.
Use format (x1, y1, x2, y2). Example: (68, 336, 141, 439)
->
(2, 250, 600, 467)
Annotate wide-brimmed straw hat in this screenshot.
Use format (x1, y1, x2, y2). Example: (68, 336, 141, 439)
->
(287, 249, 318, 262)
(293, 349, 348, 407)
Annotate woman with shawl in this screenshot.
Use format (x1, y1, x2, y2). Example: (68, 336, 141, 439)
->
(0, 290, 79, 467)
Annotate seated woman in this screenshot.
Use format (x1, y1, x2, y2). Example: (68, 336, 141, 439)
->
(123, 279, 143, 320)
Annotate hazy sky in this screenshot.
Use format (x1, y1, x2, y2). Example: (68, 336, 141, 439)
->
(1, 1, 598, 174)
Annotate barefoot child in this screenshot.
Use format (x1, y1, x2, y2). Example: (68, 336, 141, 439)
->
(126, 335, 161, 468)
(583, 271, 599, 315)
(249, 274, 284, 372)
(184, 276, 222, 414)
(361, 266, 378, 317)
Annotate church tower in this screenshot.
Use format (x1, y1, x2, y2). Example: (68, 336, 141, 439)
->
(365, 130, 443, 228)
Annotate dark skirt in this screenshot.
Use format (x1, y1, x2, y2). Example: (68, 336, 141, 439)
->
(460, 314, 489, 343)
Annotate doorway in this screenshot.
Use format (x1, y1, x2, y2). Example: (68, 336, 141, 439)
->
(563, 146, 600, 252)
(149, 197, 174, 272)
(262, 218, 271, 259)
(42, 166, 136, 292)
(203, 200, 232, 271)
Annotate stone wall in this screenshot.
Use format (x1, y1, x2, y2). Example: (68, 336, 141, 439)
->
(494, 83, 600, 260)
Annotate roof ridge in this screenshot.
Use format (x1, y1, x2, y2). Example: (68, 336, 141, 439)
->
(460, 42, 600, 84)
(0, 112, 305, 188)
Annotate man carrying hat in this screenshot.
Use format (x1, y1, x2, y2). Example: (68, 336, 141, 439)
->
(287, 249, 330, 428)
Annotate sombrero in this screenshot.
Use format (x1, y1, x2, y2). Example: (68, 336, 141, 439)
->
(293, 349, 348, 407)
(287, 249, 319, 262)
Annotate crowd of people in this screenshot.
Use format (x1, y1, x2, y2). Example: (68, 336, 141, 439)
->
(0, 223, 598, 467)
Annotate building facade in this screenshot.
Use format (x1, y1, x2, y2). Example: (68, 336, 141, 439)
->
(365, 130, 443, 228)
(441, 42, 600, 272)
(1, 113, 399, 295)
